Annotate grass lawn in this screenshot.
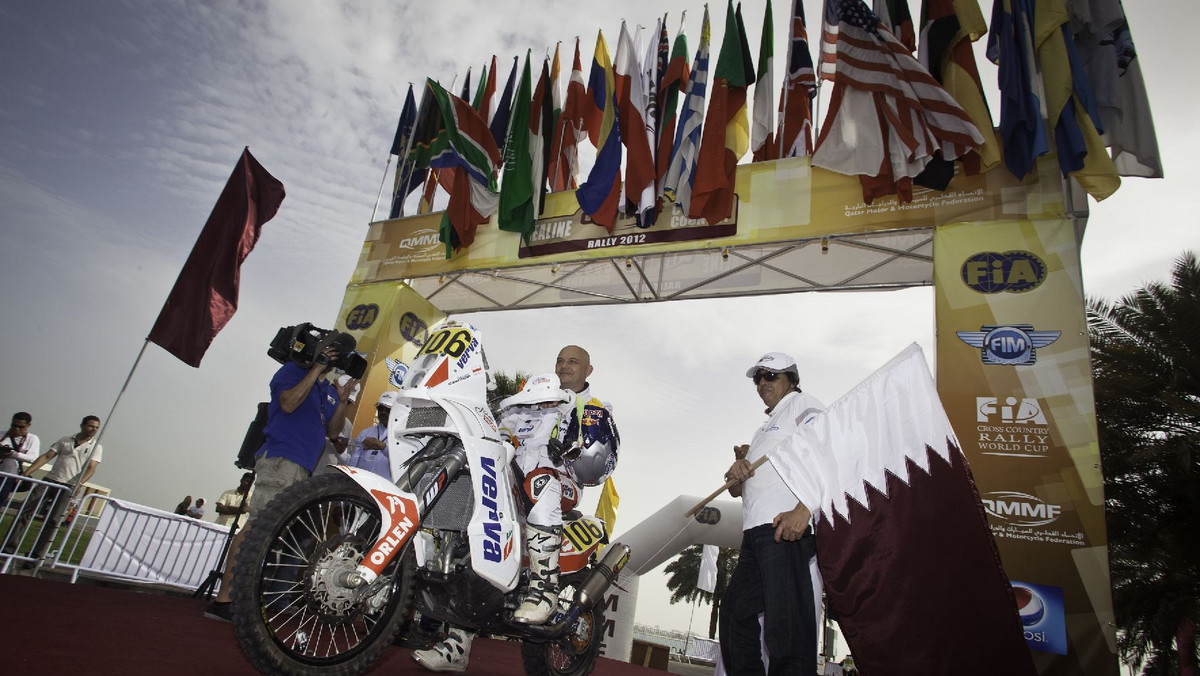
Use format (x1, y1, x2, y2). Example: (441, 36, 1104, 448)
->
(1, 511, 95, 565)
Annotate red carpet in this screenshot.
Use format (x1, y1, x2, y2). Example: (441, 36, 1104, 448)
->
(0, 574, 656, 675)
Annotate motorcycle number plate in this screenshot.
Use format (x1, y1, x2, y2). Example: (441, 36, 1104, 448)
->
(562, 516, 606, 553)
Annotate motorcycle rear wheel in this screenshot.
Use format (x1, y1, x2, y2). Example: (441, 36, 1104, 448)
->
(231, 473, 414, 676)
(520, 598, 606, 676)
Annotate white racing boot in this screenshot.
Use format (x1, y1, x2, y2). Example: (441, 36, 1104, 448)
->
(412, 626, 474, 673)
(513, 524, 562, 624)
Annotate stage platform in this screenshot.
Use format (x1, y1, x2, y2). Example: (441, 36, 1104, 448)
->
(1, 573, 694, 675)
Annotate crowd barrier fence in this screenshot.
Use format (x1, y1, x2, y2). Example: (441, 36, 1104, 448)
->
(1, 475, 230, 592)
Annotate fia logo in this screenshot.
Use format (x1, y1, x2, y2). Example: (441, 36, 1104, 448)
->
(977, 397, 1048, 425)
(961, 251, 1047, 293)
(956, 325, 1061, 365)
(345, 304, 379, 330)
(398, 312, 428, 346)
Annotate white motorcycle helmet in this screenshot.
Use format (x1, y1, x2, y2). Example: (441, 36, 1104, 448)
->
(499, 373, 573, 410)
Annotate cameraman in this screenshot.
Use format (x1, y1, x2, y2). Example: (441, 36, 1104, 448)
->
(204, 340, 358, 622)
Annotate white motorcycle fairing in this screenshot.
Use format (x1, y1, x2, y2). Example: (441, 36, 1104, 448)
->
(460, 434, 521, 592)
(333, 465, 423, 585)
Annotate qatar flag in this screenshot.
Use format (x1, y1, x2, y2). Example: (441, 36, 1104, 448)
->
(770, 344, 1034, 675)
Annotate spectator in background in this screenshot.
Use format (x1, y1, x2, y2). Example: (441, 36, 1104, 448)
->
(348, 391, 397, 477)
(186, 497, 206, 519)
(5, 415, 103, 561)
(0, 412, 40, 506)
(174, 495, 193, 515)
(214, 473, 255, 529)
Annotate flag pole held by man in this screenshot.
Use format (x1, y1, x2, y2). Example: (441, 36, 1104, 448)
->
(147, 147, 286, 367)
(760, 344, 1036, 674)
(700, 344, 1037, 673)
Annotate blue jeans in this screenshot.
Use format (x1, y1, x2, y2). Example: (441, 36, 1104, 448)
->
(719, 524, 817, 676)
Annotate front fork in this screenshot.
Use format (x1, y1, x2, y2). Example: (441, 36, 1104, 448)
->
(331, 438, 468, 588)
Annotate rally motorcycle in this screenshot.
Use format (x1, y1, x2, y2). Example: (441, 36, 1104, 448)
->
(230, 319, 629, 676)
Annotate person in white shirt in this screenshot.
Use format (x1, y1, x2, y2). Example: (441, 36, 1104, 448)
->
(720, 353, 824, 676)
(5, 415, 103, 560)
(347, 391, 397, 477)
(0, 412, 40, 506)
(186, 497, 206, 519)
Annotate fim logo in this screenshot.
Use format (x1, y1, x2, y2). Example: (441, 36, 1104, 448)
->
(982, 491, 1062, 527)
(385, 357, 409, 389)
(957, 325, 1061, 365)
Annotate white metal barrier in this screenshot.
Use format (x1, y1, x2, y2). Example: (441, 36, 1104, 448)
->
(53, 495, 230, 591)
(2, 476, 232, 591)
(0, 471, 72, 573)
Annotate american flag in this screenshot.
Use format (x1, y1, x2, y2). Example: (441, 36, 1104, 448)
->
(777, 0, 817, 157)
(813, 0, 983, 203)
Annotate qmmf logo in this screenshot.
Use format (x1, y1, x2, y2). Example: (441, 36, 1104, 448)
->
(394, 228, 442, 254)
(344, 303, 379, 330)
(981, 491, 1062, 527)
(961, 251, 1047, 293)
(956, 325, 1061, 365)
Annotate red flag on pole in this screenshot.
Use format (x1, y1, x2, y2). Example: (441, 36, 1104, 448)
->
(147, 147, 285, 367)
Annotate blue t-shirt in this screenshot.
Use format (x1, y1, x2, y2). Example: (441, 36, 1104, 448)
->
(259, 362, 339, 473)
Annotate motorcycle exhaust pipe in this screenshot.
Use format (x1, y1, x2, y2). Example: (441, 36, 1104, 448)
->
(573, 542, 630, 611)
(514, 543, 631, 639)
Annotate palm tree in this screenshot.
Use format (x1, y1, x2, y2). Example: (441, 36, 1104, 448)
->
(1088, 252, 1200, 675)
(487, 370, 531, 416)
(663, 544, 739, 639)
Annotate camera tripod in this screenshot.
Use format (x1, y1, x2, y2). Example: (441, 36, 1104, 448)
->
(193, 488, 249, 600)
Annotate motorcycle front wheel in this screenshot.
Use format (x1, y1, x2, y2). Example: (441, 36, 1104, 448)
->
(520, 596, 607, 676)
(231, 472, 414, 676)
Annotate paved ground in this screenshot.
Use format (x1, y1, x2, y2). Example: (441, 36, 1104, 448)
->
(1, 572, 693, 676)
(667, 659, 717, 675)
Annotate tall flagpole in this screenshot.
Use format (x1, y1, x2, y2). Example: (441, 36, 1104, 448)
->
(369, 155, 393, 222)
(393, 99, 421, 218)
(391, 82, 423, 219)
(46, 339, 150, 551)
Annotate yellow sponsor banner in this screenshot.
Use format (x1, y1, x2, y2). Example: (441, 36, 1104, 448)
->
(333, 282, 445, 438)
(354, 155, 1066, 284)
(934, 218, 1116, 674)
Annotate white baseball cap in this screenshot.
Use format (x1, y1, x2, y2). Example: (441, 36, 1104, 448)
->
(376, 391, 398, 408)
(499, 373, 573, 409)
(746, 352, 800, 381)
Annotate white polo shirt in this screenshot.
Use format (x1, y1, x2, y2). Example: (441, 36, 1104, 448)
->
(741, 390, 824, 530)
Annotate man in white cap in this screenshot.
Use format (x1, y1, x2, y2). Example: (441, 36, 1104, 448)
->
(348, 390, 398, 478)
(719, 352, 824, 676)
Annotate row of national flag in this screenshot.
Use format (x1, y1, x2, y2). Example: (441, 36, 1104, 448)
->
(382, 0, 1160, 257)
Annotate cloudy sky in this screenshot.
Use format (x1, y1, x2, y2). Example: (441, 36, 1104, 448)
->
(0, 0, 1194, 638)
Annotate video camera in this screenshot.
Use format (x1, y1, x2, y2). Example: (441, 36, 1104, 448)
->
(267, 323, 368, 379)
